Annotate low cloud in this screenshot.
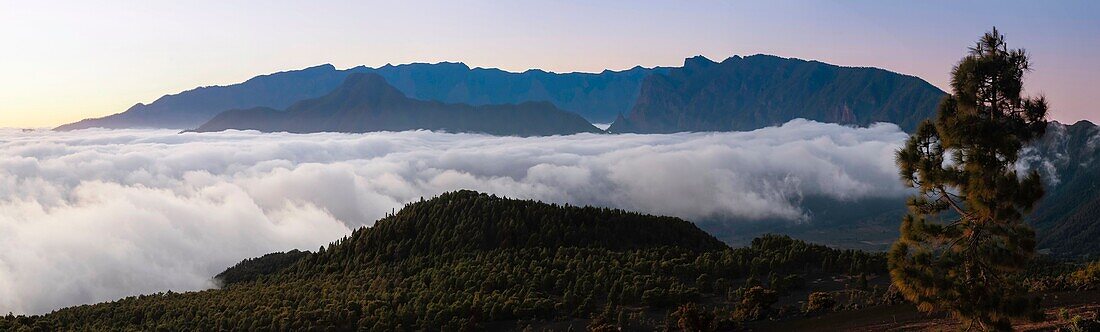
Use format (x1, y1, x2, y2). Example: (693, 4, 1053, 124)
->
(0, 119, 909, 314)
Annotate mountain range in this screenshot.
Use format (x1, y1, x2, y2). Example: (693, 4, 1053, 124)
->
(54, 64, 357, 131)
(56, 62, 663, 131)
(191, 73, 602, 136)
(55, 55, 942, 133)
(50, 55, 1098, 256)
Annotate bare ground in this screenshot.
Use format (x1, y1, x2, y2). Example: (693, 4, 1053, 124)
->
(750, 290, 1100, 331)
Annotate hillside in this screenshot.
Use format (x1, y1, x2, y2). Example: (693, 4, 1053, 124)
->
(608, 55, 946, 134)
(1022, 120, 1100, 258)
(0, 191, 887, 331)
(192, 73, 603, 136)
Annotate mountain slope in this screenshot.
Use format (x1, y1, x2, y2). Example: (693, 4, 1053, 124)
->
(192, 73, 603, 136)
(367, 62, 662, 123)
(609, 55, 946, 133)
(56, 56, 946, 132)
(55, 64, 361, 130)
(56, 63, 662, 130)
(1021, 120, 1100, 257)
(1, 191, 886, 331)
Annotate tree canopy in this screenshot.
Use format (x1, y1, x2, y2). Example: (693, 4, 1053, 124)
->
(1, 191, 887, 331)
(890, 27, 1048, 331)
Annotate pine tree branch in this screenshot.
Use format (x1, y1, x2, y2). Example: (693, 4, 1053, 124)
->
(937, 187, 970, 219)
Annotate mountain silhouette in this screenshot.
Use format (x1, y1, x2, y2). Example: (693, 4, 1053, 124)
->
(192, 73, 603, 136)
(56, 63, 663, 130)
(609, 55, 946, 133)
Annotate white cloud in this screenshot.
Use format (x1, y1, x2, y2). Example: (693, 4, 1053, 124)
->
(0, 119, 910, 314)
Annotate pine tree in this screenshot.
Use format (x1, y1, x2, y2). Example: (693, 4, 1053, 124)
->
(889, 28, 1048, 331)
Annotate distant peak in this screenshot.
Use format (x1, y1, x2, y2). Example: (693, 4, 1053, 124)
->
(341, 72, 393, 88)
(388, 62, 471, 71)
(435, 61, 471, 70)
(304, 64, 337, 71)
(125, 102, 147, 112)
(1071, 119, 1097, 128)
(683, 55, 716, 69)
(330, 73, 407, 101)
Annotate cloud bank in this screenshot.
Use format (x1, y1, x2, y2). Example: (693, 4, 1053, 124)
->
(0, 119, 909, 314)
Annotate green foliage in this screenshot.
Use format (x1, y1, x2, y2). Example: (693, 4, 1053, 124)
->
(732, 286, 778, 321)
(215, 249, 309, 287)
(0, 191, 886, 331)
(1071, 261, 1100, 286)
(889, 28, 1048, 331)
(670, 303, 716, 332)
(803, 291, 837, 315)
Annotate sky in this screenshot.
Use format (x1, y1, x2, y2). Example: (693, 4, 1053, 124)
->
(1, 0, 1098, 128)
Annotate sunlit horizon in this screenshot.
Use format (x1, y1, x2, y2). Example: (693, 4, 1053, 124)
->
(2, 1, 1098, 128)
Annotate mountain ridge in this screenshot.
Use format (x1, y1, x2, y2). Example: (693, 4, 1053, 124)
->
(55, 62, 666, 130)
(191, 73, 604, 136)
(55, 55, 946, 132)
(609, 54, 946, 133)
(55, 64, 354, 131)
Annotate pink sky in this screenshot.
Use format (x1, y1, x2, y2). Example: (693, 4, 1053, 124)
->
(1, 1, 1096, 127)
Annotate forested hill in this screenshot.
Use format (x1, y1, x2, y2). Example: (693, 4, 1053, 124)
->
(216, 190, 726, 286)
(320, 190, 727, 257)
(2, 191, 887, 331)
(608, 55, 946, 134)
(191, 73, 603, 136)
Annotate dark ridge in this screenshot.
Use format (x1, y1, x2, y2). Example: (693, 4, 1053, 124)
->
(609, 54, 946, 133)
(312, 190, 728, 262)
(57, 62, 667, 130)
(56, 64, 358, 131)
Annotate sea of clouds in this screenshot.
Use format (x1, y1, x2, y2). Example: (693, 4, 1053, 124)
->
(0, 119, 910, 314)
